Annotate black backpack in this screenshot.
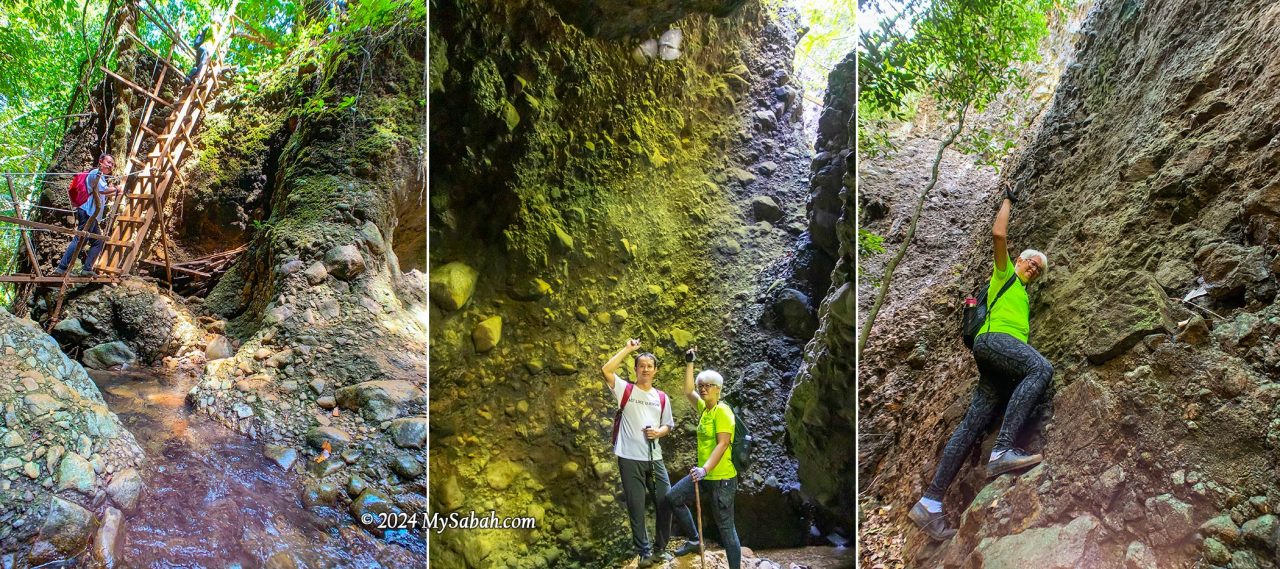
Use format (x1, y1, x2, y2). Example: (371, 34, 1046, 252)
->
(961, 274, 1018, 349)
(729, 406, 753, 475)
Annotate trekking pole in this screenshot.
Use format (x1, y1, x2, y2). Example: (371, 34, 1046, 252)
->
(646, 429, 657, 501)
(694, 479, 705, 567)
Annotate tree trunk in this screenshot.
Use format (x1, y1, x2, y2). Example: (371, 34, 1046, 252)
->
(857, 105, 968, 356)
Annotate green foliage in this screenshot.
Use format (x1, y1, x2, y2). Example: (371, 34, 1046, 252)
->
(857, 0, 1063, 155)
(793, 0, 856, 98)
(857, 228, 885, 281)
(0, 0, 111, 307)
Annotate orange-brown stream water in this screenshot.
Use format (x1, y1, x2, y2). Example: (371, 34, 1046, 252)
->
(89, 369, 423, 568)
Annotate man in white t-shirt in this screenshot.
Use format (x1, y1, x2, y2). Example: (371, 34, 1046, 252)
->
(602, 339, 695, 566)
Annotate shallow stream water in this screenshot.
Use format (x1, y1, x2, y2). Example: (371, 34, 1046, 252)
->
(89, 369, 421, 568)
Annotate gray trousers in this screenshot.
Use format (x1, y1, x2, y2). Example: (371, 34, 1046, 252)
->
(619, 456, 694, 556)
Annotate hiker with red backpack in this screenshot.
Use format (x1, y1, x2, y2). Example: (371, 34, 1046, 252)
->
(54, 153, 120, 277)
(601, 339, 694, 567)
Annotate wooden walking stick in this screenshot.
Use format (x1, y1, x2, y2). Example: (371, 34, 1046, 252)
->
(694, 478, 705, 567)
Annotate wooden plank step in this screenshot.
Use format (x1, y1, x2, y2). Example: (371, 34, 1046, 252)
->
(0, 214, 120, 242)
(100, 67, 174, 108)
(141, 259, 211, 279)
(0, 275, 119, 285)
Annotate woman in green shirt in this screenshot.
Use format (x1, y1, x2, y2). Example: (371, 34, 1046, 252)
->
(662, 348, 740, 568)
(910, 189, 1053, 540)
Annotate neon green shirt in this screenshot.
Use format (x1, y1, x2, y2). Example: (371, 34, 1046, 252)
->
(977, 255, 1030, 343)
(697, 399, 736, 480)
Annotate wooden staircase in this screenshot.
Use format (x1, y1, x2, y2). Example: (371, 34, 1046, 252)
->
(0, 0, 241, 324)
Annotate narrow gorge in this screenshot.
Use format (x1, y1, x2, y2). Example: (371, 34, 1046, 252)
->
(860, 0, 1280, 567)
(427, 0, 853, 567)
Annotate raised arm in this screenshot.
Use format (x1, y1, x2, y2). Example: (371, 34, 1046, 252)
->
(993, 195, 1012, 274)
(602, 339, 640, 390)
(683, 347, 700, 408)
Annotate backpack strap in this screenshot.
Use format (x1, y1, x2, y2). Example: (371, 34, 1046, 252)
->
(620, 383, 634, 410)
(658, 390, 667, 422)
(611, 383, 635, 445)
(983, 272, 1021, 335)
(991, 273, 1019, 307)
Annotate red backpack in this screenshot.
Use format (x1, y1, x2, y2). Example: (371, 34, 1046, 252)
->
(68, 171, 90, 208)
(610, 383, 668, 445)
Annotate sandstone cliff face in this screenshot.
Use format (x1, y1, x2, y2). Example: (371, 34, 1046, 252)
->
(429, 0, 829, 565)
(861, 0, 1280, 566)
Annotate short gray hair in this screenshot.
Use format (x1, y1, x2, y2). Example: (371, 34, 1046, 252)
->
(1020, 249, 1048, 274)
(696, 370, 724, 388)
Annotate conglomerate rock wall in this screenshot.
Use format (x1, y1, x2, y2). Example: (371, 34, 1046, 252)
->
(429, 0, 836, 566)
(860, 0, 1280, 567)
(785, 50, 855, 524)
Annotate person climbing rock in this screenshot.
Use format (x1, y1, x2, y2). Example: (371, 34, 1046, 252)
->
(601, 339, 690, 567)
(53, 153, 120, 277)
(909, 185, 1053, 540)
(664, 347, 741, 569)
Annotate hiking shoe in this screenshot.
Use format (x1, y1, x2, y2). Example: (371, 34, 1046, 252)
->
(50, 267, 66, 277)
(672, 540, 701, 557)
(908, 501, 957, 541)
(640, 551, 670, 567)
(76, 269, 99, 277)
(637, 553, 656, 568)
(986, 448, 1042, 477)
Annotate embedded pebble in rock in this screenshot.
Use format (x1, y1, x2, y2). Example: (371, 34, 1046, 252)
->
(233, 402, 254, 419)
(2, 431, 24, 447)
(306, 426, 353, 452)
(279, 259, 305, 275)
(472, 316, 503, 352)
(432, 265, 480, 309)
(205, 335, 235, 360)
(751, 195, 784, 222)
(391, 454, 424, 479)
(106, 467, 143, 511)
(324, 244, 366, 281)
(389, 417, 427, 449)
(304, 261, 328, 285)
(334, 380, 425, 422)
(56, 452, 95, 495)
(28, 497, 98, 566)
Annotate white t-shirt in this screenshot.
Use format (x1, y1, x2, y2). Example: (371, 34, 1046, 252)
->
(611, 375, 674, 461)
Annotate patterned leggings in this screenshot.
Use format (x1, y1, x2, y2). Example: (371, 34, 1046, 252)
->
(923, 332, 1053, 501)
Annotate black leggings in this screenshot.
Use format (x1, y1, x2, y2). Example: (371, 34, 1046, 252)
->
(924, 332, 1053, 501)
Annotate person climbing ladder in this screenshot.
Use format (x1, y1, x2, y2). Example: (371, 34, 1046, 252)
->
(53, 153, 120, 277)
(909, 183, 1053, 540)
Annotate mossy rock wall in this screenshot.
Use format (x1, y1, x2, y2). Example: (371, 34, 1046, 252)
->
(430, 0, 823, 566)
